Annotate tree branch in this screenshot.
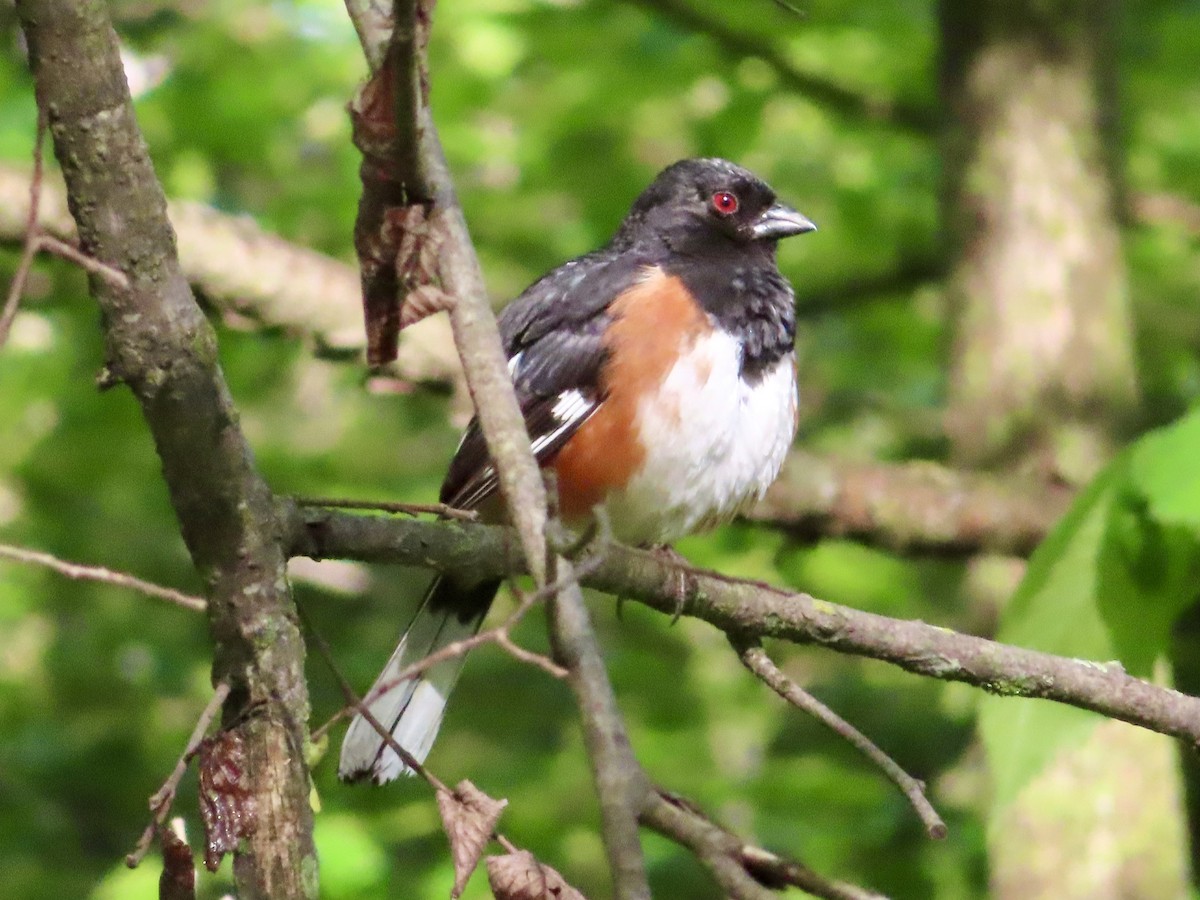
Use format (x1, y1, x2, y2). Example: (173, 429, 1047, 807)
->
(287, 504, 1200, 749)
(16, 4, 316, 896)
(0, 543, 206, 612)
(640, 790, 883, 900)
(0, 162, 462, 388)
(346, 4, 656, 892)
(546, 566, 653, 899)
(733, 637, 945, 840)
(750, 451, 1073, 556)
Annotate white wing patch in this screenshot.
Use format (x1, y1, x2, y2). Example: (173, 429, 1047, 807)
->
(531, 389, 595, 457)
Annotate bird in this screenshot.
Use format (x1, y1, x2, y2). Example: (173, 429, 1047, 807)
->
(339, 157, 816, 784)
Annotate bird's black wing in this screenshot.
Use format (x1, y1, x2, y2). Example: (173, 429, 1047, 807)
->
(440, 249, 652, 510)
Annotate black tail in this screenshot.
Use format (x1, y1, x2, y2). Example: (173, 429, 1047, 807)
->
(338, 577, 500, 783)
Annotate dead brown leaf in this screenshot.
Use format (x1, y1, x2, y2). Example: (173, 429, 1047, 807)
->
(486, 850, 586, 900)
(437, 779, 509, 898)
(197, 730, 257, 872)
(158, 825, 196, 900)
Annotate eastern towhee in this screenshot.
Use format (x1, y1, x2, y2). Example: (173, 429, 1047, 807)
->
(340, 158, 816, 783)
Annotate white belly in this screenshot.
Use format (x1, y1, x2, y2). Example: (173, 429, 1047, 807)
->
(602, 330, 797, 544)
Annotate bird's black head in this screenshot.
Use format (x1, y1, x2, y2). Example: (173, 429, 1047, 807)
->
(620, 157, 816, 252)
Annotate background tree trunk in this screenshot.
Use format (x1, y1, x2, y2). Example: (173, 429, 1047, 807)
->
(940, 0, 1136, 483)
(939, 0, 1188, 895)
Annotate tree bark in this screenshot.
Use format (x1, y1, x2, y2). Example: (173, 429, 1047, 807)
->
(16, 3, 316, 896)
(940, 0, 1136, 482)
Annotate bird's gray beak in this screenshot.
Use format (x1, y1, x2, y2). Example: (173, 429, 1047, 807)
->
(751, 203, 817, 241)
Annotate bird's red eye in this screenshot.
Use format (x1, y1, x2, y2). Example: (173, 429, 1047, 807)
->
(711, 191, 739, 215)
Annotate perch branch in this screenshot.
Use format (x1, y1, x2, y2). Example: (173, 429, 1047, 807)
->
(293, 494, 478, 522)
(288, 505, 1200, 749)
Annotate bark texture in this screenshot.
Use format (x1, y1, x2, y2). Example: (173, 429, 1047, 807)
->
(16, 3, 316, 896)
(941, 0, 1137, 481)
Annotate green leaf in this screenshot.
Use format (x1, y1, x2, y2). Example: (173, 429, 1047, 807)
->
(1097, 492, 1200, 674)
(979, 462, 1125, 810)
(1128, 406, 1200, 531)
(1095, 407, 1200, 672)
(983, 408, 1200, 811)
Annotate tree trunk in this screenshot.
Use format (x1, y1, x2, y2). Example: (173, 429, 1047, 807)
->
(940, 0, 1136, 483)
(16, 3, 317, 896)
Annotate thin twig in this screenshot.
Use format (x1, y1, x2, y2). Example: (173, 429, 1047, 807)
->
(126, 682, 231, 867)
(310, 705, 352, 746)
(355, 557, 613, 708)
(309, 561, 606, 744)
(494, 632, 567, 679)
(1, 116, 129, 350)
(0, 542, 207, 612)
(301, 603, 533, 868)
(293, 495, 477, 522)
(641, 789, 884, 900)
(0, 110, 47, 349)
(301, 603, 446, 788)
(734, 637, 947, 840)
(37, 233, 130, 289)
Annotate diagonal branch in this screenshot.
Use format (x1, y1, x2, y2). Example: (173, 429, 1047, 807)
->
(545, 565, 653, 898)
(346, 3, 654, 893)
(733, 637, 945, 840)
(641, 790, 884, 900)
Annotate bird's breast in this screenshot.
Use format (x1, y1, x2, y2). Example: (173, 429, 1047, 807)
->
(604, 328, 798, 544)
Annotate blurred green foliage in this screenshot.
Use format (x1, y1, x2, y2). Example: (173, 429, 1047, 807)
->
(1, 0, 1198, 898)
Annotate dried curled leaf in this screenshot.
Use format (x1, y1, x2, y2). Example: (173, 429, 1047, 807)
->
(158, 824, 196, 900)
(437, 780, 508, 898)
(396, 204, 452, 328)
(400, 284, 454, 329)
(197, 730, 257, 872)
(486, 850, 586, 900)
(348, 62, 397, 162)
